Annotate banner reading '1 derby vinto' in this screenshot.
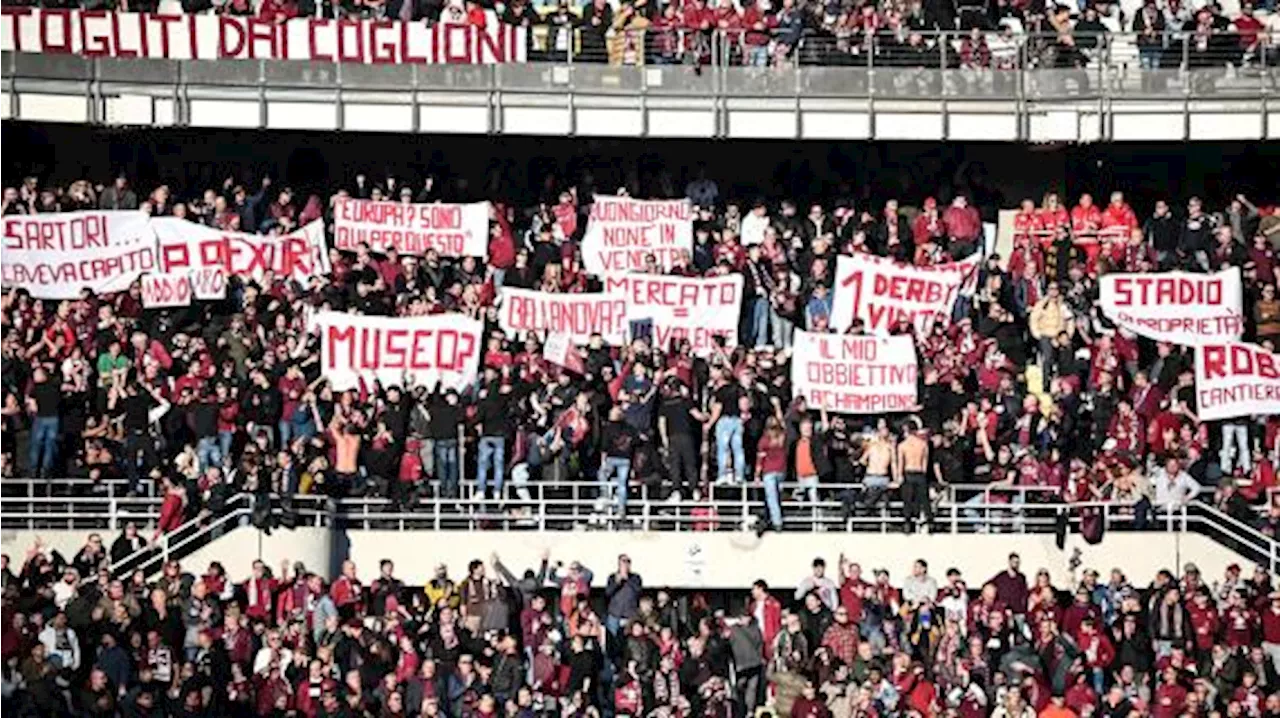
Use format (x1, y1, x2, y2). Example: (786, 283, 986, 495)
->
(1, 211, 157, 298)
(1194, 341, 1280, 420)
(332, 198, 490, 258)
(581, 196, 693, 274)
(312, 311, 483, 391)
(830, 253, 979, 336)
(790, 330, 919, 414)
(1099, 268, 1244, 346)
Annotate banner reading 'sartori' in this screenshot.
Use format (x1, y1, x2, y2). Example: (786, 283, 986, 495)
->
(498, 288, 628, 345)
(1099, 268, 1243, 346)
(830, 253, 979, 336)
(581, 196, 693, 275)
(603, 273, 742, 355)
(312, 311, 483, 391)
(1194, 341, 1280, 421)
(1, 211, 157, 298)
(332, 199, 490, 258)
(790, 330, 919, 414)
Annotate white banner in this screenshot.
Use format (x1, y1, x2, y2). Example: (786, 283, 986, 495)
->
(1, 11, 526, 64)
(831, 253, 979, 336)
(153, 219, 329, 286)
(1099, 268, 1243, 346)
(1, 211, 157, 299)
(1194, 341, 1280, 421)
(190, 267, 228, 301)
(312, 311, 482, 391)
(141, 272, 193, 308)
(790, 330, 919, 414)
(582, 196, 693, 274)
(498, 288, 627, 345)
(603, 273, 742, 355)
(332, 198, 489, 258)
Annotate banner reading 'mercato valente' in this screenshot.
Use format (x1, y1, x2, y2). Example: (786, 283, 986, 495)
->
(1194, 341, 1280, 421)
(581, 196, 693, 275)
(790, 330, 919, 414)
(1100, 268, 1243, 346)
(312, 311, 483, 391)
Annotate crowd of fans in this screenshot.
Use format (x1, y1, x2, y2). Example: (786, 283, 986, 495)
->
(2, 168, 1280, 536)
(5, 0, 1277, 70)
(8, 537, 1280, 718)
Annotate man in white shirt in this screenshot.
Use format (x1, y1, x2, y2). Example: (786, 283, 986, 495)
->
(794, 557, 838, 610)
(902, 559, 940, 607)
(1151, 457, 1202, 509)
(740, 201, 770, 246)
(39, 611, 80, 673)
(52, 567, 79, 610)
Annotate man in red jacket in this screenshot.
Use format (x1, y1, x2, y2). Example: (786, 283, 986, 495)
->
(749, 580, 782, 658)
(330, 560, 363, 621)
(242, 560, 278, 623)
(1151, 666, 1188, 718)
(942, 196, 982, 255)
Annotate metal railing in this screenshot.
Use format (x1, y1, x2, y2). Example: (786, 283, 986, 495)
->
(6, 480, 1275, 576)
(3, 29, 1275, 102)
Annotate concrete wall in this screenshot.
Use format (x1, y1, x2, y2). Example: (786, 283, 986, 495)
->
(2, 527, 1243, 589)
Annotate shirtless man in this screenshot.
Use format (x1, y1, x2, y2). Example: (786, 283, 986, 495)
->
(895, 419, 932, 534)
(860, 419, 897, 507)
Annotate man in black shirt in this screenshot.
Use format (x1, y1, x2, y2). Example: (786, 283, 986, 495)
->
(658, 380, 705, 500)
(426, 384, 464, 498)
(709, 369, 748, 485)
(26, 367, 61, 478)
(598, 405, 636, 514)
(110, 380, 163, 496)
(189, 391, 221, 473)
(474, 375, 513, 502)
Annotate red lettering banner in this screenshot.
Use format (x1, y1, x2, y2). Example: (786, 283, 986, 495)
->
(831, 253, 979, 336)
(0, 9, 526, 64)
(602, 273, 742, 355)
(140, 271, 193, 308)
(498, 287, 628, 345)
(332, 198, 489, 258)
(152, 218, 329, 286)
(581, 195, 693, 275)
(1194, 341, 1280, 421)
(1099, 268, 1243, 346)
(790, 330, 919, 414)
(312, 310, 482, 391)
(1, 210, 157, 298)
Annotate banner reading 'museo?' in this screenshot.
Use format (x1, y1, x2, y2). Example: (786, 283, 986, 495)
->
(1, 211, 157, 298)
(831, 253, 978, 336)
(791, 330, 919, 414)
(1194, 341, 1280, 421)
(1100, 268, 1243, 346)
(333, 199, 490, 258)
(312, 311, 482, 391)
(582, 196, 693, 274)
